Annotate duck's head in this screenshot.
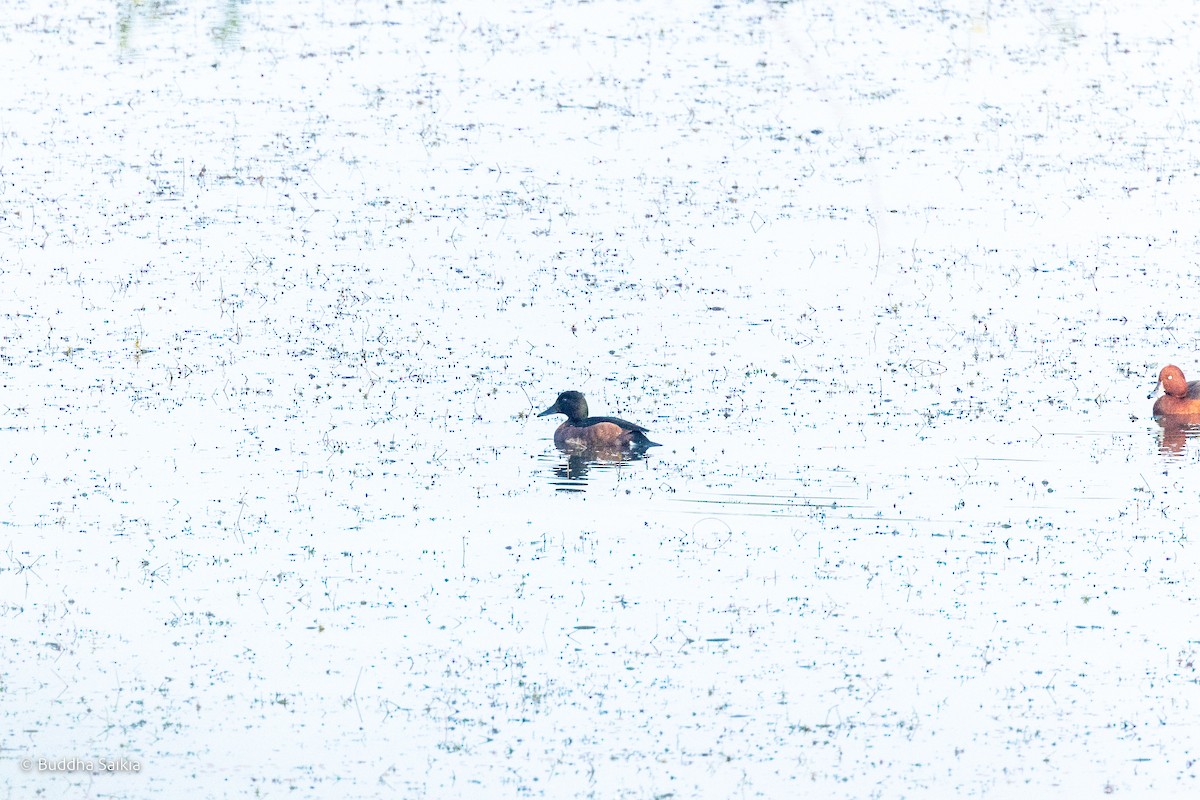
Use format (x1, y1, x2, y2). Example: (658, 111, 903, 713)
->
(538, 391, 588, 422)
(1156, 365, 1189, 399)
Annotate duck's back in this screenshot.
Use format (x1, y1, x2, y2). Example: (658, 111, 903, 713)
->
(580, 415, 650, 433)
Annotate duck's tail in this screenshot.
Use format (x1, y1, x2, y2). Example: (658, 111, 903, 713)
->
(632, 431, 661, 448)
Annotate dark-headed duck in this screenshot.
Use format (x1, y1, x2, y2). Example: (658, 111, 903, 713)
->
(538, 391, 659, 450)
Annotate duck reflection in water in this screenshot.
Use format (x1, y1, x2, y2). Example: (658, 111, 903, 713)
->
(1149, 365, 1200, 454)
(538, 391, 659, 488)
(548, 448, 653, 487)
(1153, 415, 1200, 455)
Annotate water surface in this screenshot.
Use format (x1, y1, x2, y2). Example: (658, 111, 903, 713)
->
(2, 0, 1199, 797)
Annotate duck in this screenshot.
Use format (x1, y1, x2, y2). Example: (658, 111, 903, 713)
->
(537, 391, 660, 450)
(1151, 364, 1200, 416)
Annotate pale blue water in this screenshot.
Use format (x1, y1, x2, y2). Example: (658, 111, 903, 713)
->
(2, 0, 1199, 797)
